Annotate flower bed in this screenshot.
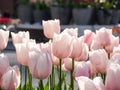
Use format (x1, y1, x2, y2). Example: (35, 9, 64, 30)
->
(0, 19, 120, 90)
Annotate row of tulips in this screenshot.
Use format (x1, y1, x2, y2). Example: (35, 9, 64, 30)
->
(0, 19, 120, 90)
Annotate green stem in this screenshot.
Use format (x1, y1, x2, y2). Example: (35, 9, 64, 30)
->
(39, 80, 44, 90)
(24, 66, 28, 90)
(101, 73, 106, 84)
(71, 58, 74, 90)
(50, 65, 55, 90)
(28, 69, 32, 90)
(64, 73, 67, 90)
(20, 64, 22, 90)
(59, 59, 62, 90)
(50, 74, 52, 90)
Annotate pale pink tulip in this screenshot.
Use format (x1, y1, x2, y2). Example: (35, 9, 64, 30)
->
(111, 53, 120, 64)
(38, 41, 60, 66)
(1, 65, 20, 90)
(15, 42, 29, 66)
(38, 41, 51, 53)
(105, 36, 119, 53)
(95, 27, 112, 46)
(69, 36, 84, 58)
(15, 39, 38, 66)
(86, 61, 96, 77)
(11, 31, 29, 45)
(62, 28, 78, 37)
(112, 45, 120, 55)
(0, 29, 9, 50)
(28, 51, 52, 79)
(62, 63, 68, 72)
(90, 39, 103, 50)
(63, 58, 73, 71)
(89, 49, 108, 73)
(74, 61, 90, 78)
(52, 54, 60, 66)
(110, 45, 120, 61)
(28, 39, 40, 52)
(0, 54, 10, 79)
(52, 33, 73, 58)
(42, 19, 60, 38)
(105, 63, 120, 90)
(75, 43, 89, 61)
(93, 77, 105, 90)
(76, 76, 98, 90)
(84, 29, 95, 48)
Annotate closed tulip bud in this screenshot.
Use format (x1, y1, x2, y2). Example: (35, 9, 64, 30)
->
(105, 63, 120, 90)
(11, 31, 29, 45)
(105, 36, 119, 53)
(75, 43, 89, 61)
(1, 65, 20, 90)
(42, 19, 60, 39)
(15, 42, 29, 66)
(62, 28, 78, 37)
(28, 51, 52, 79)
(89, 49, 108, 73)
(0, 53, 10, 78)
(63, 58, 73, 71)
(93, 77, 105, 90)
(95, 27, 112, 47)
(76, 76, 98, 90)
(0, 29, 9, 50)
(74, 61, 90, 78)
(52, 33, 73, 58)
(70, 36, 84, 58)
(84, 30, 95, 48)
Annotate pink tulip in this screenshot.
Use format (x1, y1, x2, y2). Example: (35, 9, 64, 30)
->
(11, 31, 30, 45)
(76, 76, 98, 90)
(51, 54, 60, 66)
(95, 27, 112, 46)
(38, 41, 51, 53)
(90, 39, 103, 50)
(111, 53, 120, 64)
(28, 51, 52, 79)
(112, 45, 120, 55)
(69, 36, 84, 58)
(63, 58, 73, 71)
(15, 39, 38, 66)
(110, 45, 120, 63)
(105, 36, 119, 53)
(1, 65, 20, 90)
(74, 61, 90, 78)
(62, 28, 78, 37)
(86, 61, 96, 78)
(42, 19, 60, 39)
(105, 63, 120, 90)
(0, 54, 10, 79)
(93, 77, 105, 90)
(0, 29, 9, 50)
(89, 49, 108, 73)
(62, 63, 68, 72)
(52, 33, 73, 58)
(75, 43, 89, 61)
(84, 29, 95, 48)
(15, 42, 29, 66)
(38, 42, 60, 66)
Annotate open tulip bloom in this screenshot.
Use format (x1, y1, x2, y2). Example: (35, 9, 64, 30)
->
(0, 20, 120, 90)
